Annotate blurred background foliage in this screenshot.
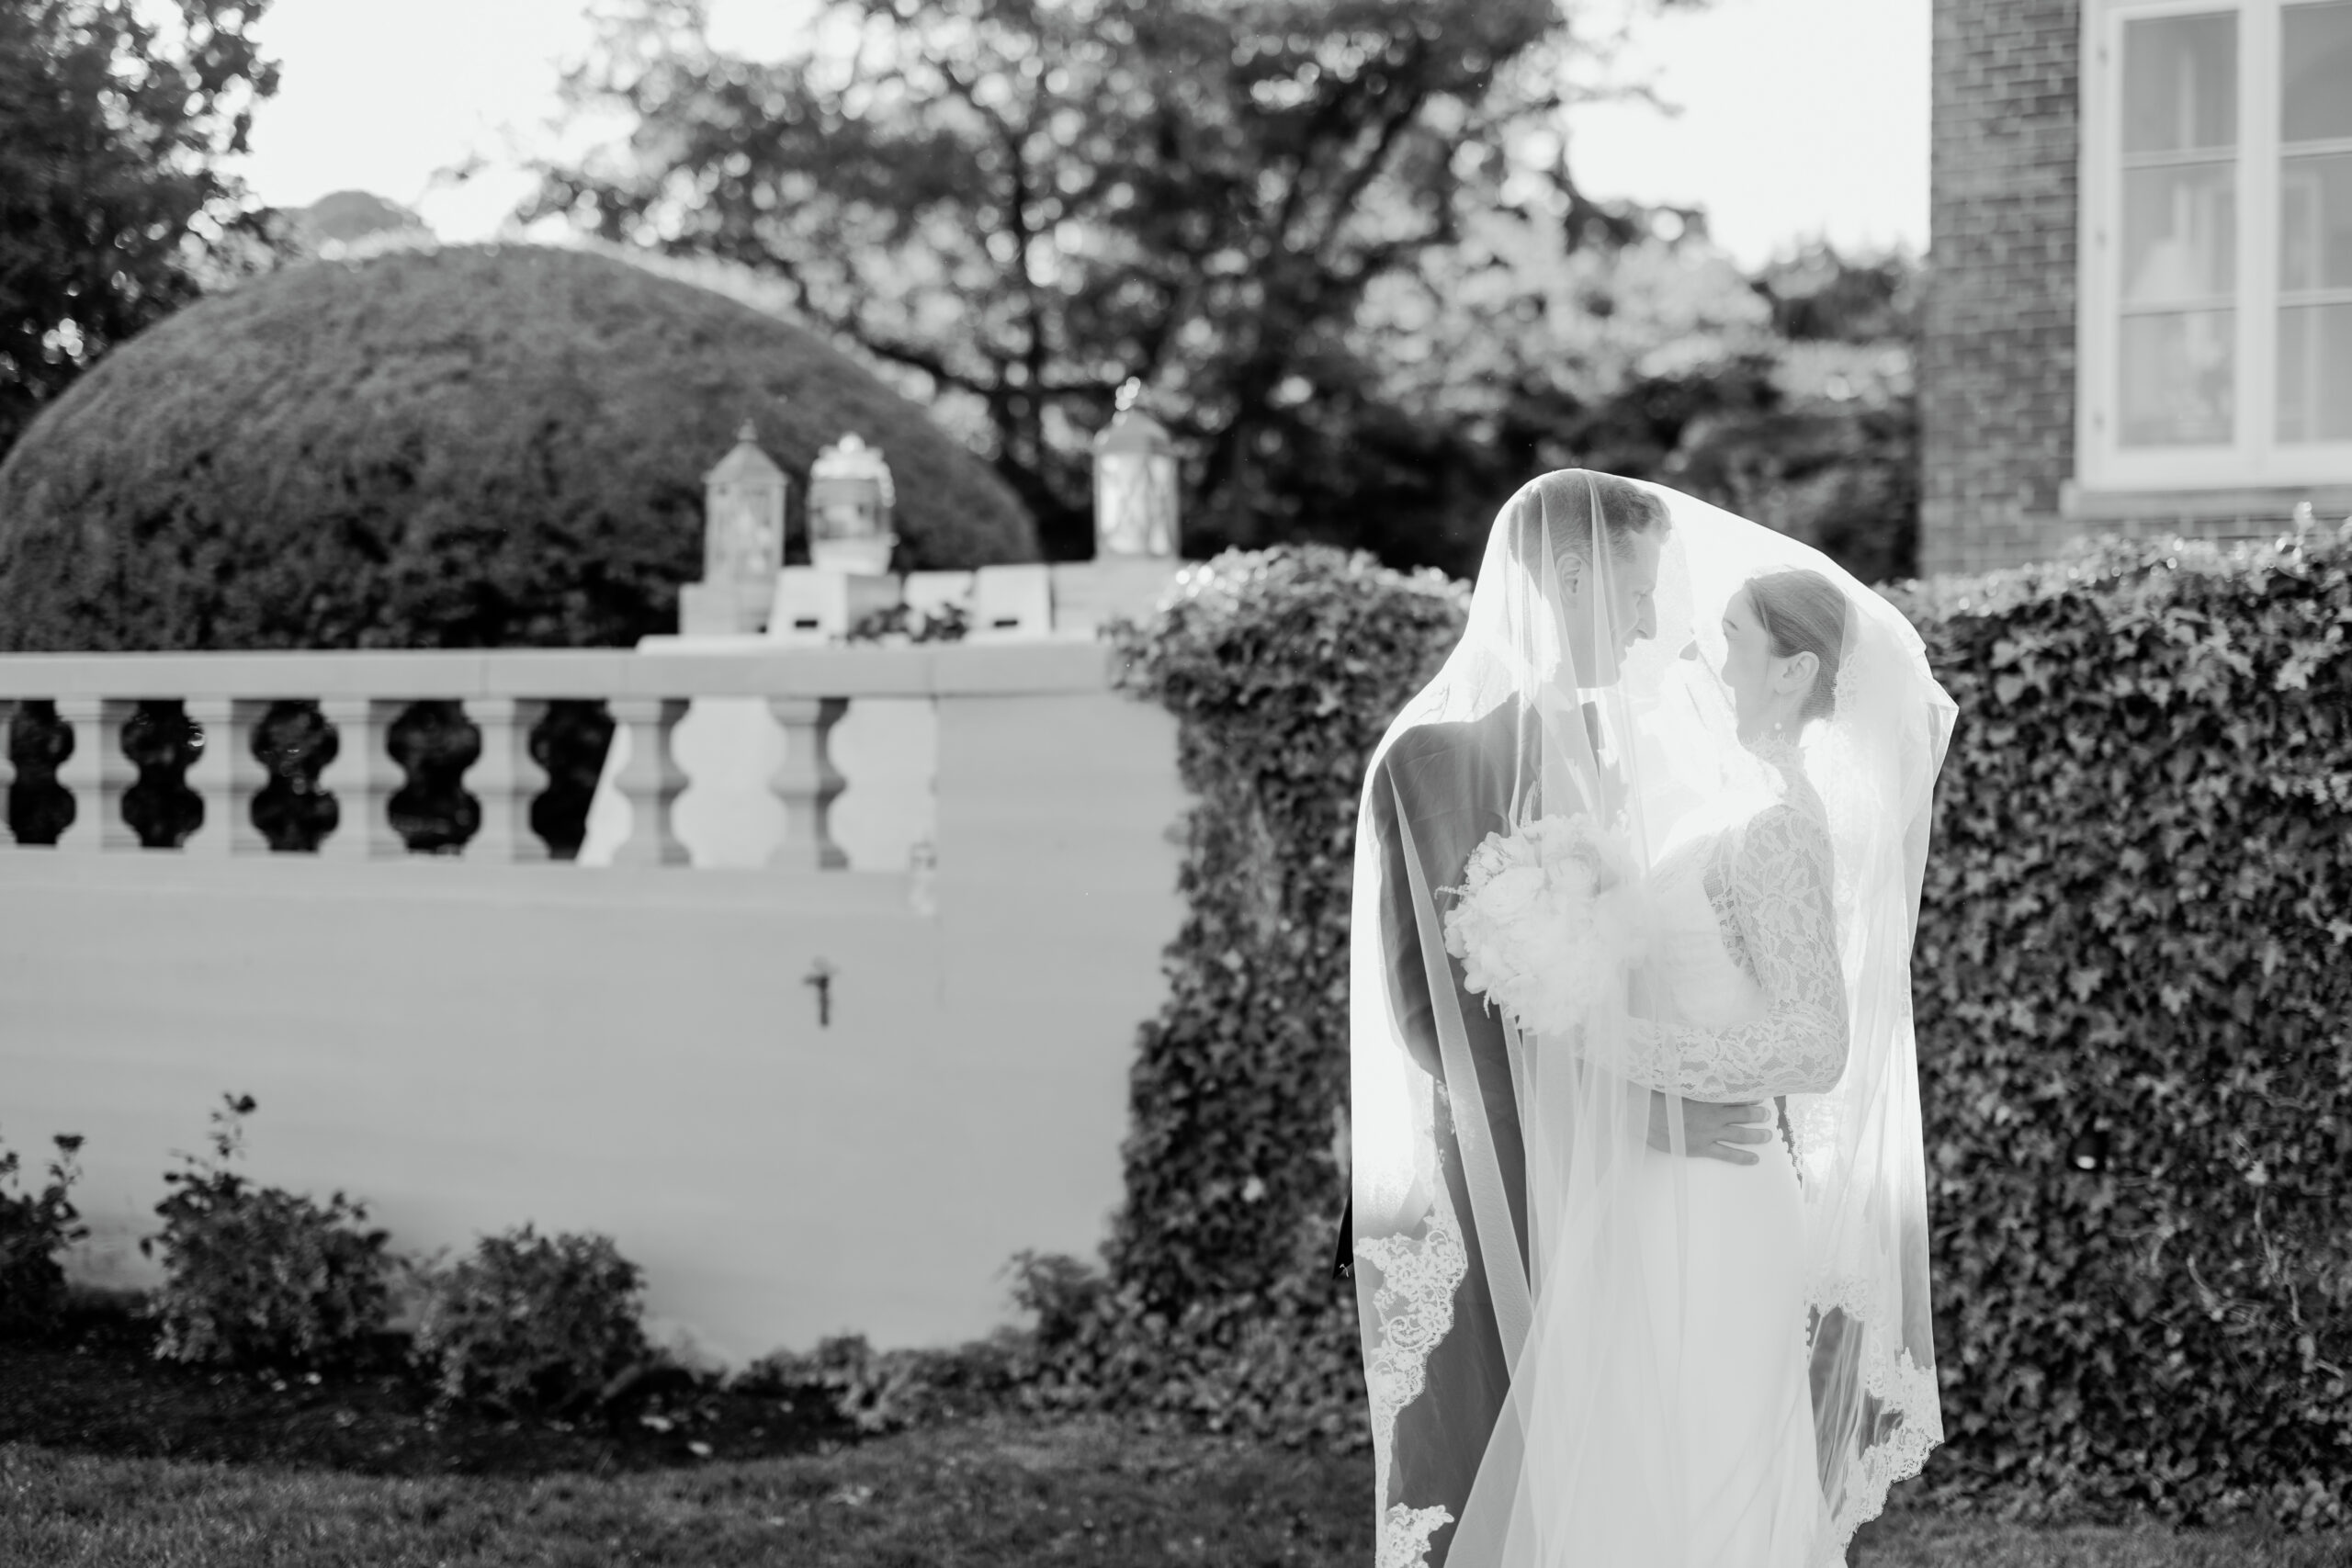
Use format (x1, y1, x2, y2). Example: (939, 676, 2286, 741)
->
(1, 0, 1919, 624)
(524, 0, 1920, 583)
(0, 0, 287, 466)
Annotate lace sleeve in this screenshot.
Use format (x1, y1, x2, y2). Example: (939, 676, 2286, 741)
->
(1626, 805, 1850, 1101)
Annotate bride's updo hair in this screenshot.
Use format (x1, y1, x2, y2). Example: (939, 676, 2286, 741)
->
(1745, 569, 1848, 723)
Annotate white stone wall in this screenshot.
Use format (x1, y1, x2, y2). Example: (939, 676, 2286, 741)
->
(0, 659, 1186, 1366)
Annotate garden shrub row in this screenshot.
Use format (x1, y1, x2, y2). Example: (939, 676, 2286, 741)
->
(2, 1100, 1051, 1437)
(1053, 522, 2352, 1525)
(2, 1098, 658, 1419)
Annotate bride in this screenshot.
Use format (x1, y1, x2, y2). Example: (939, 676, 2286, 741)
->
(1349, 472, 1956, 1567)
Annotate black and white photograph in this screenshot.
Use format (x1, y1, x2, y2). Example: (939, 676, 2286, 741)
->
(0, 0, 2346, 1562)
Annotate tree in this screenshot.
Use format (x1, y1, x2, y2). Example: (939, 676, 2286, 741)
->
(531, 0, 1702, 559)
(529, 0, 1929, 584)
(1351, 212, 1922, 581)
(1667, 243, 1922, 584)
(0, 243, 1037, 655)
(0, 0, 284, 466)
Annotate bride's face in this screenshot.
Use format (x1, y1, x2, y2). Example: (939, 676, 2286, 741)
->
(1719, 588, 1790, 742)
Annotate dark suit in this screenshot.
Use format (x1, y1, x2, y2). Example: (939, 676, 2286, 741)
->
(1345, 699, 1544, 1562)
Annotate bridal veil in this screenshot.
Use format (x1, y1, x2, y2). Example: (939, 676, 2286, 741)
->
(1347, 471, 1958, 1566)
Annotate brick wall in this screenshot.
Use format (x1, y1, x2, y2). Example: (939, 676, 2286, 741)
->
(1921, 0, 2085, 576)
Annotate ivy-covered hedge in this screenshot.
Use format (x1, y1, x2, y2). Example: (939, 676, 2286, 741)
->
(1883, 525, 2352, 1526)
(1063, 524, 2351, 1523)
(1014, 548, 1464, 1444)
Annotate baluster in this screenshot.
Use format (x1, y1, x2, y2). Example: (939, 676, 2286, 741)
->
(767, 696, 847, 871)
(463, 697, 550, 863)
(316, 697, 409, 859)
(609, 696, 689, 866)
(0, 699, 16, 846)
(181, 698, 271, 854)
(53, 696, 137, 852)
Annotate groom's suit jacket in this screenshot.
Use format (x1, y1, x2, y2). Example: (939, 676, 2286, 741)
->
(1348, 696, 1561, 1562)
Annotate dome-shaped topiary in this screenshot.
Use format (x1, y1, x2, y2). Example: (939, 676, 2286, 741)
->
(0, 243, 1038, 651)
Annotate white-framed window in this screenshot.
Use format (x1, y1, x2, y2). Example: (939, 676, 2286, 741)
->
(2077, 0, 2352, 492)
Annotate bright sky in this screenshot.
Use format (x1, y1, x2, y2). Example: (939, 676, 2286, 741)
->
(231, 0, 1930, 269)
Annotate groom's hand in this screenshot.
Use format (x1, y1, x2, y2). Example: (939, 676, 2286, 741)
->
(1647, 1093, 1771, 1165)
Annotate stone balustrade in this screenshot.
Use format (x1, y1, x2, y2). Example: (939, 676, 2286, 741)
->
(0, 641, 1125, 869)
(0, 636, 1185, 1357)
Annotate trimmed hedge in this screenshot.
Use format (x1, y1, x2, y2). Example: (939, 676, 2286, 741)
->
(1059, 524, 2351, 1522)
(1885, 525, 2352, 1525)
(1106, 549, 1467, 1310)
(1013, 548, 1464, 1444)
(0, 243, 1038, 653)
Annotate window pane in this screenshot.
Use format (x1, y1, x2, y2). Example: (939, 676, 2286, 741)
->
(2278, 305, 2352, 443)
(2282, 2, 2352, 144)
(2282, 152, 2352, 291)
(2123, 13, 2237, 154)
(2120, 310, 2235, 446)
(2123, 164, 2237, 303)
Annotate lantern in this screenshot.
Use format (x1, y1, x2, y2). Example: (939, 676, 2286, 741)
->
(703, 420, 787, 581)
(808, 433, 897, 576)
(683, 420, 790, 635)
(1091, 383, 1179, 558)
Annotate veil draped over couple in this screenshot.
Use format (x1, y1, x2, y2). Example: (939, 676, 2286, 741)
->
(1346, 471, 1957, 1568)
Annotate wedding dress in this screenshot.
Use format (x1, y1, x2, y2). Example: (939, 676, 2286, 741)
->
(1349, 471, 1956, 1568)
(1518, 782, 1845, 1568)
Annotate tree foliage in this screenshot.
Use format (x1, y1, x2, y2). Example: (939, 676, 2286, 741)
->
(531, 1, 1926, 584)
(0, 0, 284, 467)
(1348, 220, 1920, 580)
(0, 243, 1037, 653)
(530, 0, 1695, 560)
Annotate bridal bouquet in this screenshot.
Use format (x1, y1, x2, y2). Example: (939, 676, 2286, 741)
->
(1441, 812, 1644, 1037)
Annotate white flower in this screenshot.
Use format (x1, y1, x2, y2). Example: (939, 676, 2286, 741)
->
(1440, 812, 1642, 1037)
(1479, 864, 1547, 920)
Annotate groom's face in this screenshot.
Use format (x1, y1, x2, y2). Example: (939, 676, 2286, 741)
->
(1556, 528, 1663, 686)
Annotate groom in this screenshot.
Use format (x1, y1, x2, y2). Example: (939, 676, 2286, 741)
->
(1344, 471, 1774, 1566)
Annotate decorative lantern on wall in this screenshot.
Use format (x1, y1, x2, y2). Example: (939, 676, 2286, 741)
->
(704, 420, 788, 581)
(808, 433, 897, 576)
(1091, 380, 1179, 558)
(682, 420, 790, 635)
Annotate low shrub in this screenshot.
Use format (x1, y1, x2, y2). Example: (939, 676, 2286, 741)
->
(735, 1330, 1026, 1435)
(1001, 1247, 1368, 1450)
(0, 1128, 88, 1336)
(408, 1225, 651, 1416)
(141, 1095, 392, 1369)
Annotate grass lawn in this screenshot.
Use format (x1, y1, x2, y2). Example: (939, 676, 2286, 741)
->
(6, 1418, 2350, 1568)
(4, 1302, 2343, 1566)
